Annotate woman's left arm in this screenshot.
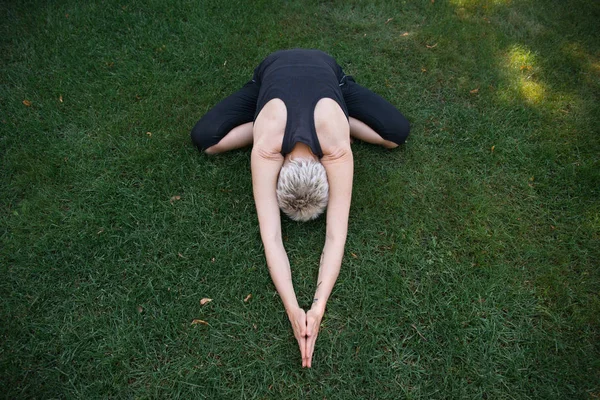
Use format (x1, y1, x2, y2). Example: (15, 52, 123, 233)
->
(304, 146, 354, 368)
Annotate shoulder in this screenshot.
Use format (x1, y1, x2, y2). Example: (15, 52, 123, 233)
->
(314, 98, 350, 158)
(253, 98, 286, 156)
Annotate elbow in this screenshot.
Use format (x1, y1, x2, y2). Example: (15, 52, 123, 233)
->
(252, 146, 284, 162)
(383, 140, 399, 149)
(321, 145, 353, 164)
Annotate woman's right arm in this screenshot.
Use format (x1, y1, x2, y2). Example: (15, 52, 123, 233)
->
(251, 147, 298, 310)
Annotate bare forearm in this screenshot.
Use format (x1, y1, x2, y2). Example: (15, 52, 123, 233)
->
(264, 242, 300, 312)
(313, 148, 352, 314)
(311, 237, 345, 314)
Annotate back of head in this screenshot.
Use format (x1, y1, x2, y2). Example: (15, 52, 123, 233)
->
(276, 158, 329, 221)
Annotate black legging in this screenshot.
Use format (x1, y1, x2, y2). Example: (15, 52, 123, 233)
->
(191, 75, 410, 151)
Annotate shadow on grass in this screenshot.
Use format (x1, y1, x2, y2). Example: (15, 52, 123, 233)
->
(1, 0, 599, 398)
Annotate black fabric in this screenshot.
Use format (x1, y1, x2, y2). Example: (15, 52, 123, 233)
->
(190, 50, 410, 153)
(252, 49, 348, 157)
(341, 76, 410, 146)
(190, 80, 259, 151)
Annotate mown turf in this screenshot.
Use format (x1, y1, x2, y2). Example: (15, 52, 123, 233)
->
(1, 0, 599, 398)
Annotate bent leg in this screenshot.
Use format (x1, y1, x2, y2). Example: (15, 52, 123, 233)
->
(190, 80, 259, 153)
(341, 77, 410, 146)
(349, 117, 398, 149)
(204, 122, 253, 155)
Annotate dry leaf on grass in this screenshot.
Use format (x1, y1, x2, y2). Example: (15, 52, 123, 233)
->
(191, 319, 208, 325)
(59, 95, 63, 103)
(351, 252, 358, 259)
(170, 195, 181, 204)
(200, 298, 212, 305)
(470, 88, 479, 94)
(401, 32, 409, 36)
(22, 100, 32, 107)
(244, 294, 252, 302)
(491, 145, 496, 152)
(426, 43, 438, 49)
(137, 306, 143, 313)
(385, 17, 393, 24)
(146, 131, 152, 137)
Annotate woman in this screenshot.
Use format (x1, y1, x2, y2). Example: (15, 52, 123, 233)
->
(191, 49, 410, 368)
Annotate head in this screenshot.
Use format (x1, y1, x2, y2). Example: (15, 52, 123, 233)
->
(276, 157, 329, 221)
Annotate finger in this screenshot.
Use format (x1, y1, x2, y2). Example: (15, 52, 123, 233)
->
(305, 318, 313, 368)
(298, 337, 306, 368)
(306, 336, 314, 368)
(305, 333, 314, 368)
(304, 332, 310, 368)
(298, 313, 306, 367)
(301, 314, 308, 367)
(297, 332, 306, 364)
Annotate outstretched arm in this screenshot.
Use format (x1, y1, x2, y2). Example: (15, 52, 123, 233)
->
(251, 147, 297, 310)
(250, 145, 308, 363)
(304, 145, 354, 367)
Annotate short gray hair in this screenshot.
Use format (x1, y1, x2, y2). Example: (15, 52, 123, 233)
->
(276, 158, 329, 221)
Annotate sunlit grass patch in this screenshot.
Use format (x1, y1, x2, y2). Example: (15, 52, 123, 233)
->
(1, 0, 599, 398)
(496, 44, 548, 104)
(507, 44, 538, 70)
(518, 79, 545, 104)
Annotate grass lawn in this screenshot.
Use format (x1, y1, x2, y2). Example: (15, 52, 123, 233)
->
(1, 0, 599, 398)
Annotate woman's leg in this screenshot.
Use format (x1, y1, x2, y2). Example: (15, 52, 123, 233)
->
(349, 117, 398, 148)
(341, 77, 410, 147)
(190, 80, 259, 154)
(203, 122, 254, 154)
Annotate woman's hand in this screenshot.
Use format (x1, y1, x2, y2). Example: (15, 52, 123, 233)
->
(287, 307, 308, 366)
(304, 308, 324, 368)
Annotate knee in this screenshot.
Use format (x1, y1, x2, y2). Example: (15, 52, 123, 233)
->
(382, 115, 410, 146)
(190, 116, 219, 153)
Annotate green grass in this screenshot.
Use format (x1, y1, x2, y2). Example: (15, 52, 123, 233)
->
(1, 0, 599, 398)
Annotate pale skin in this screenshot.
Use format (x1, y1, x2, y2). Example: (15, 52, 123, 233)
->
(205, 99, 396, 368)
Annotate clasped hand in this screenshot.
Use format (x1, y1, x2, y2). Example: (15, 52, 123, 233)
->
(288, 307, 323, 368)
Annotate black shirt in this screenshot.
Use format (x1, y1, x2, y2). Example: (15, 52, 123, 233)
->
(253, 49, 349, 157)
